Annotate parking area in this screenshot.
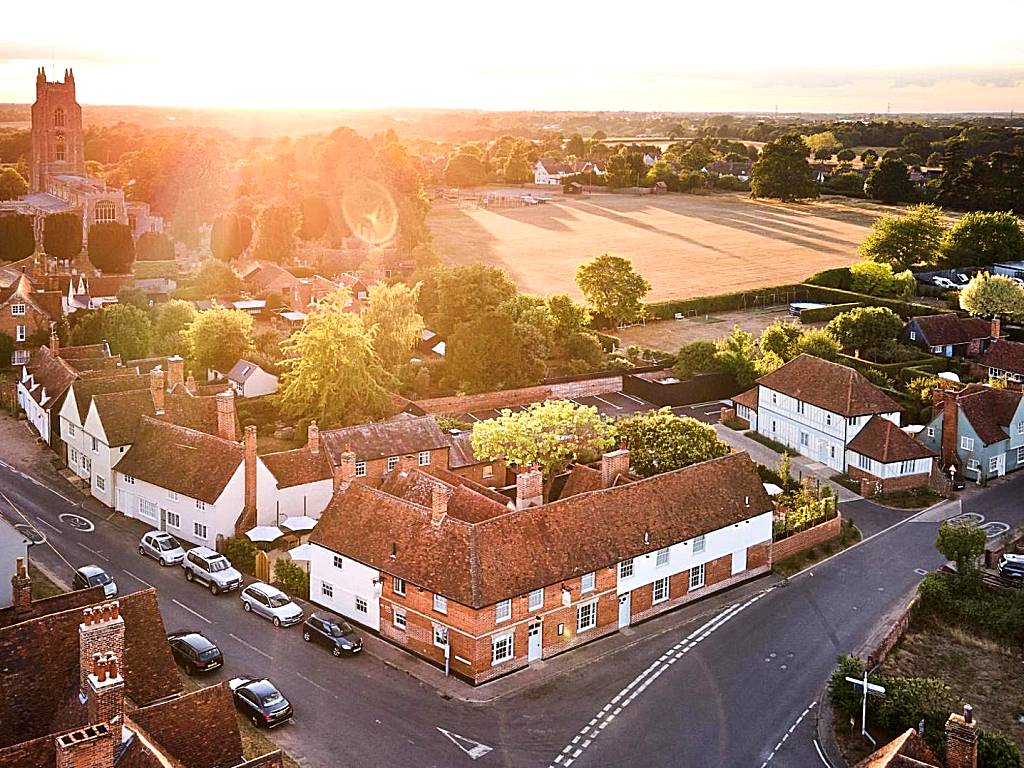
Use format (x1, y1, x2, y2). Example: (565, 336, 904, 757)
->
(456, 390, 664, 423)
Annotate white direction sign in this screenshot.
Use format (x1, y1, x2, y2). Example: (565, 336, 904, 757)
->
(437, 727, 493, 760)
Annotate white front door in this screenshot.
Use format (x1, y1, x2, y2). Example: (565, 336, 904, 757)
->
(528, 621, 542, 661)
(116, 490, 127, 513)
(732, 548, 747, 575)
(618, 592, 631, 629)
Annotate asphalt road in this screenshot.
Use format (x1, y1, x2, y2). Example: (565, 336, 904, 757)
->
(4, 452, 1021, 768)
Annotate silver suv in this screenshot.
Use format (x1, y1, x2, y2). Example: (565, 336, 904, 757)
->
(182, 547, 243, 595)
(240, 582, 303, 627)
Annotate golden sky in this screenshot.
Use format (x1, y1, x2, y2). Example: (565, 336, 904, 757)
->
(1, 0, 1022, 113)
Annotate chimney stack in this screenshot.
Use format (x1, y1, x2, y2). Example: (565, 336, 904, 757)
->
(79, 602, 124, 698)
(931, 385, 946, 408)
(430, 483, 449, 527)
(55, 724, 114, 768)
(601, 449, 631, 489)
(216, 390, 238, 442)
(11, 556, 32, 619)
(945, 705, 979, 768)
(149, 366, 165, 414)
(166, 355, 185, 390)
(334, 451, 357, 490)
(244, 424, 257, 517)
(991, 317, 1002, 340)
(86, 652, 124, 745)
(941, 389, 959, 470)
(184, 373, 198, 395)
(516, 465, 543, 510)
(307, 421, 320, 455)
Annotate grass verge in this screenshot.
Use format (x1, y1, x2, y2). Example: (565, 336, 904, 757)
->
(30, 562, 65, 599)
(870, 488, 944, 510)
(772, 519, 861, 577)
(744, 430, 793, 455)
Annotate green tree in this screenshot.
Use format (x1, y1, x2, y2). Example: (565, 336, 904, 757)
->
(444, 308, 547, 393)
(850, 260, 916, 298)
(679, 143, 713, 172)
(616, 408, 729, 477)
(361, 281, 424, 372)
(0, 166, 28, 200)
(673, 340, 721, 378)
(43, 212, 83, 260)
(715, 326, 758, 388)
(0, 214, 35, 263)
(278, 291, 394, 427)
(135, 232, 174, 261)
(116, 287, 149, 310)
(792, 329, 841, 361)
(565, 134, 586, 158)
(190, 260, 242, 298)
(645, 160, 679, 190)
(87, 222, 135, 273)
(860, 148, 879, 165)
(575, 253, 651, 328)
(444, 152, 486, 187)
(503, 153, 533, 184)
(546, 294, 591, 337)
(419, 264, 518, 337)
(978, 732, 1021, 768)
(605, 149, 647, 188)
(826, 307, 904, 351)
(803, 131, 839, 156)
(959, 272, 1024, 319)
(836, 149, 856, 163)
(252, 205, 297, 263)
(183, 306, 255, 374)
(759, 321, 803, 360)
(470, 400, 616, 476)
(865, 158, 916, 204)
(859, 204, 946, 270)
(298, 196, 330, 241)
(750, 135, 818, 201)
(940, 211, 1024, 269)
(101, 304, 152, 360)
(935, 520, 986, 584)
(210, 213, 253, 262)
(153, 299, 197, 355)
(69, 311, 106, 347)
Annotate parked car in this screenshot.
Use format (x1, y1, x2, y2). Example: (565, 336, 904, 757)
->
(228, 677, 293, 728)
(996, 553, 1024, 581)
(167, 631, 224, 674)
(240, 582, 303, 627)
(183, 547, 243, 595)
(932, 276, 957, 290)
(302, 612, 363, 657)
(953, 272, 970, 285)
(139, 531, 186, 566)
(73, 565, 117, 598)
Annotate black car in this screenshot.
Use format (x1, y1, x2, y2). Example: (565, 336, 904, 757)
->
(302, 612, 363, 657)
(228, 677, 293, 728)
(167, 631, 223, 674)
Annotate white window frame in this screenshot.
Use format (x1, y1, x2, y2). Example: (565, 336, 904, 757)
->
(355, 597, 368, 613)
(433, 593, 448, 614)
(432, 623, 448, 648)
(354, 461, 367, 477)
(927, 427, 935, 438)
(482, 465, 494, 479)
(393, 607, 406, 630)
(165, 510, 180, 529)
(10, 304, 25, 316)
(495, 599, 512, 623)
(167, 489, 178, 501)
(655, 548, 670, 568)
(393, 576, 406, 596)
(418, 450, 431, 466)
(1018, 446, 1024, 465)
(387, 455, 399, 472)
(619, 559, 634, 579)
(68, 423, 76, 437)
(15, 325, 25, 342)
(576, 601, 597, 633)
(652, 576, 669, 604)
(581, 571, 595, 593)
(967, 459, 980, 471)
(195, 499, 206, 510)
(1017, 421, 1024, 436)
(124, 474, 135, 485)
(333, 554, 344, 569)
(909, 330, 917, 341)
(321, 582, 334, 598)
(138, 497, 157, 519)
(528, 588, 544, 611)
(491, 631, 514, 666)
(689, 563, 706, 590)
(94, 476, 105, 492)
(858, 453, 872, 471)
(193, 522, 208, 540)
(692, 534, 706, 554)
(989, 456, 999, 473)
(961, 436, 974, 452)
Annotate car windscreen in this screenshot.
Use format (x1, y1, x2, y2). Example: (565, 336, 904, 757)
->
(88, 572, 112, 586)
(207, 558, 229, 572)
(268, 594, 291, 608)
(327, 622, 352, 636)
(158, 537, 180, 551)
(198, 648, 220, 661)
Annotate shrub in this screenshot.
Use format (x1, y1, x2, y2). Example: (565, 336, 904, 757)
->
(806, 267, 854, 290)
(978, 731, 1021, 768)
(274, 558, 309, 599)
(797, 302, 862, 324)
(221, 537, 257, 575)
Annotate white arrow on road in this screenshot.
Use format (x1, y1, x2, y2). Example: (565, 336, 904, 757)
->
(437, 727, 493, 760)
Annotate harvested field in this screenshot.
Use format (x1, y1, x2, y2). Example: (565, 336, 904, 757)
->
(430, 190, 891, 302)
(616, 306, 826, 350)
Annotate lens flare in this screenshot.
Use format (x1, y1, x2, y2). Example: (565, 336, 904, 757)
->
(341, 179, 398, 247)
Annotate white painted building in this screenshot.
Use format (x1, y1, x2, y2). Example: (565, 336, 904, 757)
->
(308, 546, 382, 631)
(227, 359, 279, 398)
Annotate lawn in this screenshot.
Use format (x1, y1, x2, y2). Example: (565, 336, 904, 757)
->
(429, 190, 890, 302)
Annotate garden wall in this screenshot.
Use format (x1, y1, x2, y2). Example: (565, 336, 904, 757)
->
(865, 594, 919, 669)
(623, 370, 739, 407)
(771, 512, 843, 563)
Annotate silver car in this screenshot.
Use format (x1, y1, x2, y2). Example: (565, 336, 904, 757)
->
(183, 546, 243, 595)
(139, 531, 186, 566)
(240, 582, 303, 627)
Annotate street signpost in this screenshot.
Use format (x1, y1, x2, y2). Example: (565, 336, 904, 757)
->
(846, 671, 886, 746)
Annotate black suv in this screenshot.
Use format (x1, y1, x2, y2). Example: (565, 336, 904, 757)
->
(167, 631, 224, 674)
(302, 612, 363, 657)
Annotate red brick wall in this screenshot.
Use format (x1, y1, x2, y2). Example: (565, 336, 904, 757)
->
(449, 460, 507, 488)
(848, 465, 931, 497)
(415, 376, 623, 415)
(771, 513, 842, 563)
(0, 294, 50, 358)
(346, 448, 451, 487)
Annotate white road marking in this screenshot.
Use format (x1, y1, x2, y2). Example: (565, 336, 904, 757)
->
(171, 598, 211, 624)
(296, 671, 333, 695)
(35, 515, 61, 534)
(759, 700, 817, 767)
(591, 394, 622, 410)
(122, 569, 153, 588)
(616, 392, 646, 405)
(436, 727, 493, 760)
(813, 738, 833, 767)
(0, 460, 78, 504)
(228, 632, 273, 659)
(77, 541, 109, 561)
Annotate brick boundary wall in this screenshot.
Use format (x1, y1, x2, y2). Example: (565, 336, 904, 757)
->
(771, 513, 843, 563)
(414, 376, 623, 415)
(848, 466, 931, 497)
(867, 595, 919, 668)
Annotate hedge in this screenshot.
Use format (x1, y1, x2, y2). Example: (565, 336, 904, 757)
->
(646, 285, 804, 320)
(799, 284, 946, 319)
(806, 267, 853, 291)
(797, 301, 862, 324)
(837, 353, 937, 378)
(594, 331, 621, 352)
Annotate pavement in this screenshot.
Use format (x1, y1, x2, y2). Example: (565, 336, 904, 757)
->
(5, 411, 1024, 768)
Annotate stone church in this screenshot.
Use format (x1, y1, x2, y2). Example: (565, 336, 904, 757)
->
(0, 68, 163, 248)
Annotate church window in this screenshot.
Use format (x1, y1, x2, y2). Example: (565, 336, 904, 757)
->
(54, 107, 65, 127)
(55, 137, 66, 162)
(95, 202, 117, 224)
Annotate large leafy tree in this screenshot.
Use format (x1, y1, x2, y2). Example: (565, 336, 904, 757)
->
(673, 340, 722, 378)
(470, 400, 616, 476)
(605, 149, 647, 188)
(87, 222, 135, 273)
(361, 281, 424, 372)
(750, 135, 818, 201)
(190, 259, 242, 298)
(0, 166, 28, 200)
(715, 326, 758, 389)
(792, 329, 841, 362)
(503, 153, 533, 184)
(298, 196, 330, 241)
(935, 520, 986, 585)
(210, 213, 253, 262)
(135, 231, 175, 261)
(101, 304, 152, 360)
(758, 321, 803, 360)
(183, 306, 255, 375)
(153, 299, 197, 355)
(0, 214, 35, 263)
(575, 253, 650, 328)
(444, 152, 486, 187)
(958, 272, 1024, 319)
(43, 212, 83, 260)
(616, 408, 729, 478)
(864, 158, 916, 204)
(803, 131, 840, 156)
(419, 264, 517, 337)
(859, 204, 945, 270)
(826, 307, 904, 351)
(940, 211, 1024, 269)
(252, 205, 297, 263)
(444, 308, 547, 393)
(278, 291, 394, 427)
(849, 260, 916, 298)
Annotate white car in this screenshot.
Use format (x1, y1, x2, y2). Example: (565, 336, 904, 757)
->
(932, 277, 957, 290)
(240, 582, 303, 627)
(138, 531, 186, 566)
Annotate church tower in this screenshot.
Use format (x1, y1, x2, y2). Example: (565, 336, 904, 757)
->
(30, 67, 86, 193)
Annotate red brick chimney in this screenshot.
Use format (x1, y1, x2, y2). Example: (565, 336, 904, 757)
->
(216, 390, 238, 442)
(185, 373, 198, 396)
(307, 421, 320, 455)
(55, 723, 114, 768)
(244, 425, 257, 515)
(334, 451, 356, 490)
(430, 483, 449, 527)
(149, 366, 165, 414)
(79, 603, 124, 697)
(945, 705, 978, 768)
(166, 355, 185, 390)
(86, 652, 124, 744)
(49, 329, 59, 356)
(601, 449, 630, 488)
(516, 465, 543, 510)
(991, 317, 1002, 340)
(941, 389, 959, 469)
(11, 556, 32, 620)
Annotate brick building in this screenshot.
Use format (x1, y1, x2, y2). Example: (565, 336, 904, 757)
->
(0, 274, 62, 364)
(320, 415, 453, 487)
(853, 704, 980, 768)
(845, 415, 937, 496)
(0, 558, 283, 768)
(308, 450, 772, 685)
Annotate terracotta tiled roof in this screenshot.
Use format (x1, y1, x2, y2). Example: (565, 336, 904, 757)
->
(115, 417, 243, 504)
(853, 728, 939, 768)
(847, 416, 936, 464)
(57, 343, 110, 360)
(0, 588, 182, 750)
(979, 339, 1024, 376)
(956, 384, 1022, 445)
(125, 356, 171, 374)
(311, 452, 770, 608)
(446, 431, 487, 469)
(164, 389, 237, 437)
(22, 346, 77, 410)
(85, 273, 132, 297)
(732, 386, 759, 411)
(32, 290, 63, 322)
(757, 354, 900, 417)
(379, 466, 511, 521)
(909, 314, 991, 347)
(558, 464, 604, 499)
(263, 447, 333, 489)
(321, 415, 450, 464)
(91, 389, 157, 446)
(68, 372, 148, 421)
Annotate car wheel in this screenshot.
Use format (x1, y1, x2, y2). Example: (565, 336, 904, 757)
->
(185, 570, 193, 582)
(332, 646, 342, 658)
(251, 715, 261, 729)
(272, 616, 281, 628)
(210, 583, 219, 596)
(243, 601, 252, 613)
(302, 631, 311, 642)
(138, 546, 145, 557)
